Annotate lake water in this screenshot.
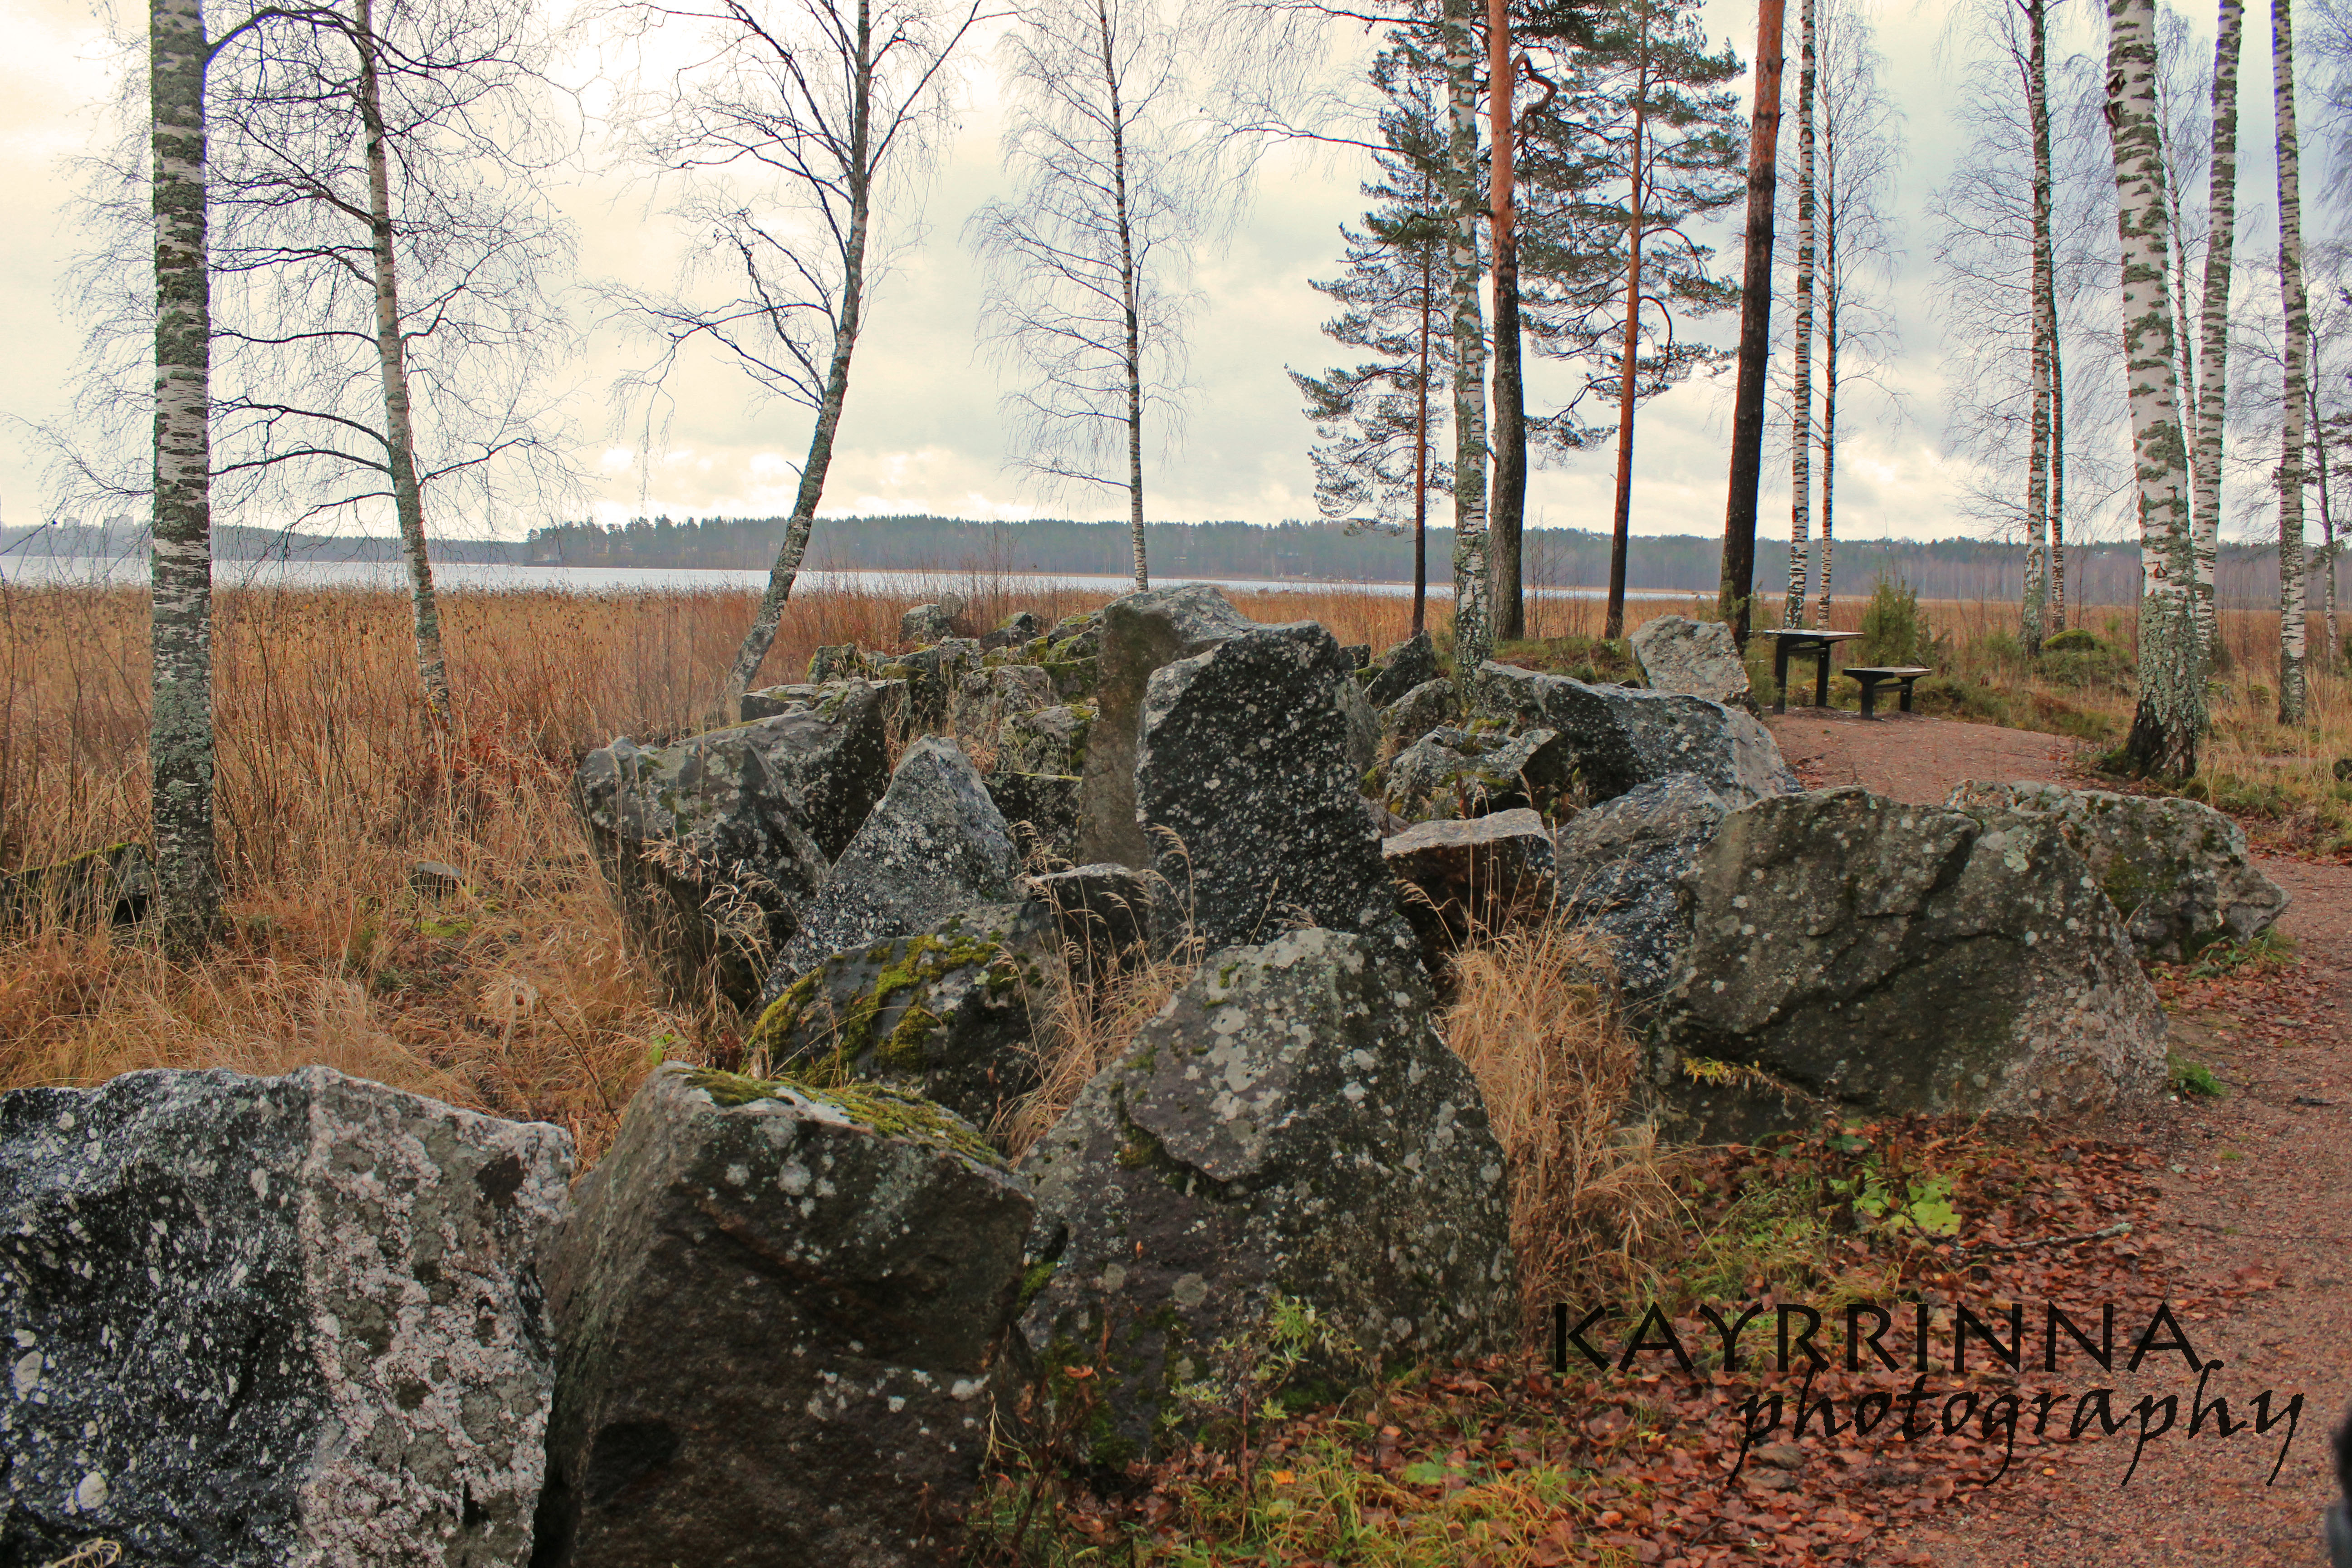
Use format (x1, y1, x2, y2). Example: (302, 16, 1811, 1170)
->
(0, 553, 1700, 602)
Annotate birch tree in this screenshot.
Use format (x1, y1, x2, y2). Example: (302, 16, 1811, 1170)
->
(970, 0, 1213, 593)
(610, 0, 987, 714)
(1439, 0, 1493, 671)
(2021, 0, 2053, 652)
(1809, 0, 1902, 626)
(1784, 0, 1815, 627)
(2191, 0, 2247, 661)
(2107, 0, 2205, 775)
(152, 0, 224, 949)
(2274, 0, 2313, 723)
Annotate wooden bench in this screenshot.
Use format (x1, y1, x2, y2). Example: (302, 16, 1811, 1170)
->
(1843, 666, 1932, 720)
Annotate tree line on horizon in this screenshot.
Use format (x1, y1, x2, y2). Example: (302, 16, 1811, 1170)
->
(37, 0, 2352, 946)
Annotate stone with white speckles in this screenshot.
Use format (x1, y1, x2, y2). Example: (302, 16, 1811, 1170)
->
(1013, 928, 1515, 1464)
(1551, 772, 1734, 1000)
(1136, 623, 1401, 953)
(1651, 787, 2166, 1140)
(1629, 614, 1757, 711)
(758, 736, 1025, 1006)
(1470, 660, 1798, 806)
(1944, 779, 2289, 962)
(535, 1064, 1032, 1567)
(0, 1066, 571, 1567)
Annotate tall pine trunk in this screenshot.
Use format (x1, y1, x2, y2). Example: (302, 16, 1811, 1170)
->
(2023, 0, 2053, 654)
(2107, 0, 2205, 776)
(1488, 0, 1525, 641)
(720, 0, 874, 715)
(1442, 0, 1491, 674)
(2192, 0, 2246, 660)
(151, 0, 223, 951)
(1719, 0, 1788, 644)
(1785, 0, 1815, 628)
(1605, 78, 1647, 642)
(2273, 0, 2310, 723)
(357, 0, 452, 723)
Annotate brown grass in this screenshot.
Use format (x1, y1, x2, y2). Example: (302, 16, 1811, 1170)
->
(1442, 922, 1684, 1333)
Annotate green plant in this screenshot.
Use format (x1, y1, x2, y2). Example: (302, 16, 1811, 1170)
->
(2169, 1054, 2226, 1097)
(2183, 927, 2298, 978)
(2041, 627, 2103, 653)
(1853, 576, 1950, 669)
(1835, 1165, 1961, 1238)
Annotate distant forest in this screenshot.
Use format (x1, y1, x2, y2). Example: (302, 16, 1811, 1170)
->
(7, 514, 2339, 608)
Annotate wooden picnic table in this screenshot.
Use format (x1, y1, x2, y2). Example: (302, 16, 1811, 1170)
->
(1750, 628, 1865, 714)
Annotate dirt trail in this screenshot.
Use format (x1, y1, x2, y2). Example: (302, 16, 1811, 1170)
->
(1764, 709, 2352, 1568)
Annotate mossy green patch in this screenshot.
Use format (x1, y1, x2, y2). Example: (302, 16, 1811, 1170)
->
(683, 1067, 1006, 1166)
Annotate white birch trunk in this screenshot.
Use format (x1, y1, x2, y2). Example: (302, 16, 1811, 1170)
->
(1786, 0, 1815, 628)
(2024, 0, 2053, 654)
(2273, 0, 2311, 723)
(151, 0, 223, 950)
(720, 0, 874, 716)
(1099, 0, 1147, 590)
(1441, 0, 1490, 675)
(357, 0, 452, 723)
(2192, 0, 2247, 661)
(2106, 0, 2205, 776)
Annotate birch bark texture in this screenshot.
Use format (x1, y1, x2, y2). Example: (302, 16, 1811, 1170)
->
(150, 0, 225, 951)
(2192, 0, 2246, 663)
(971, 0, 1210, 597)
(2272, 0, 2310, 724)
(2022, 0, 2053, 654)
(2106, 0, 2205, 777)
(1786, 0, 1816, 629)
(355, 0, 450, 722)
(1441, 0, 1492, 673)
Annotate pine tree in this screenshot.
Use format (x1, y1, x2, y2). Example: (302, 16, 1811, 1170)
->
(1292, 48, 1455, 637)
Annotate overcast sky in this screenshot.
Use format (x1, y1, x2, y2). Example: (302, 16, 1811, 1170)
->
(3, 0, 2311, 548)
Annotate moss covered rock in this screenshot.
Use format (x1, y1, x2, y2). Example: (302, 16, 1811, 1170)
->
(1377, 725, 1573, 822)
(1945, 780, 2290, 961)
(748, 902, 1056, 1139)
(1012, 929, 1514, 1465)
(758, 736, 1025, 1006)
(538, 1063, 1029, 1567)
(998, 701, 1093, 777)
(950, 662, 1054, 750)
(1652, 788, 2166, 1141)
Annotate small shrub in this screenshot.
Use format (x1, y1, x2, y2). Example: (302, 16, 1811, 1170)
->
(2041, 627, 2103, 653)
(1854, 577, 1950, 669)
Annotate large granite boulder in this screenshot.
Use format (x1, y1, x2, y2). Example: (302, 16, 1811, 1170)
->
(999, 702, 1093, 777)
(1651, 788, 2168, 1141)
(1365, 629, 1443, 708)
(878, 640, 981, 730)
(0, 1066, 570, 1568)
(1470, 661, 1798, 807)
(1380, 725, 1575, 822)
(1945, 780, 2291, 962)
(1379, 675, 1457, 752)
(1075, 584, 1256, 866)
(1135, 622, 1400, 952)
(982, 609, 1047, 651)
(537, 1065, 1030, 1568)
(1014, 929, 1515, 1464)
(574, 694, 890, 1004)
(748, 901, 1057, 1139)
(900, 599, 960, 643)
(1631, 614, 1755, 710)
(1552, 773, 1731, 1000)
(1382, 808, 1558, 952)
(760, 737, 1024, 1004)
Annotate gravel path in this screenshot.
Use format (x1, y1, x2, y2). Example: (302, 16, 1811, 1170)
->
(1765, 710, 2352, 1568)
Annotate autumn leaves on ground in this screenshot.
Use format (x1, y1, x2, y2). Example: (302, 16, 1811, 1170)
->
(3, 577, 2349, 1566)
